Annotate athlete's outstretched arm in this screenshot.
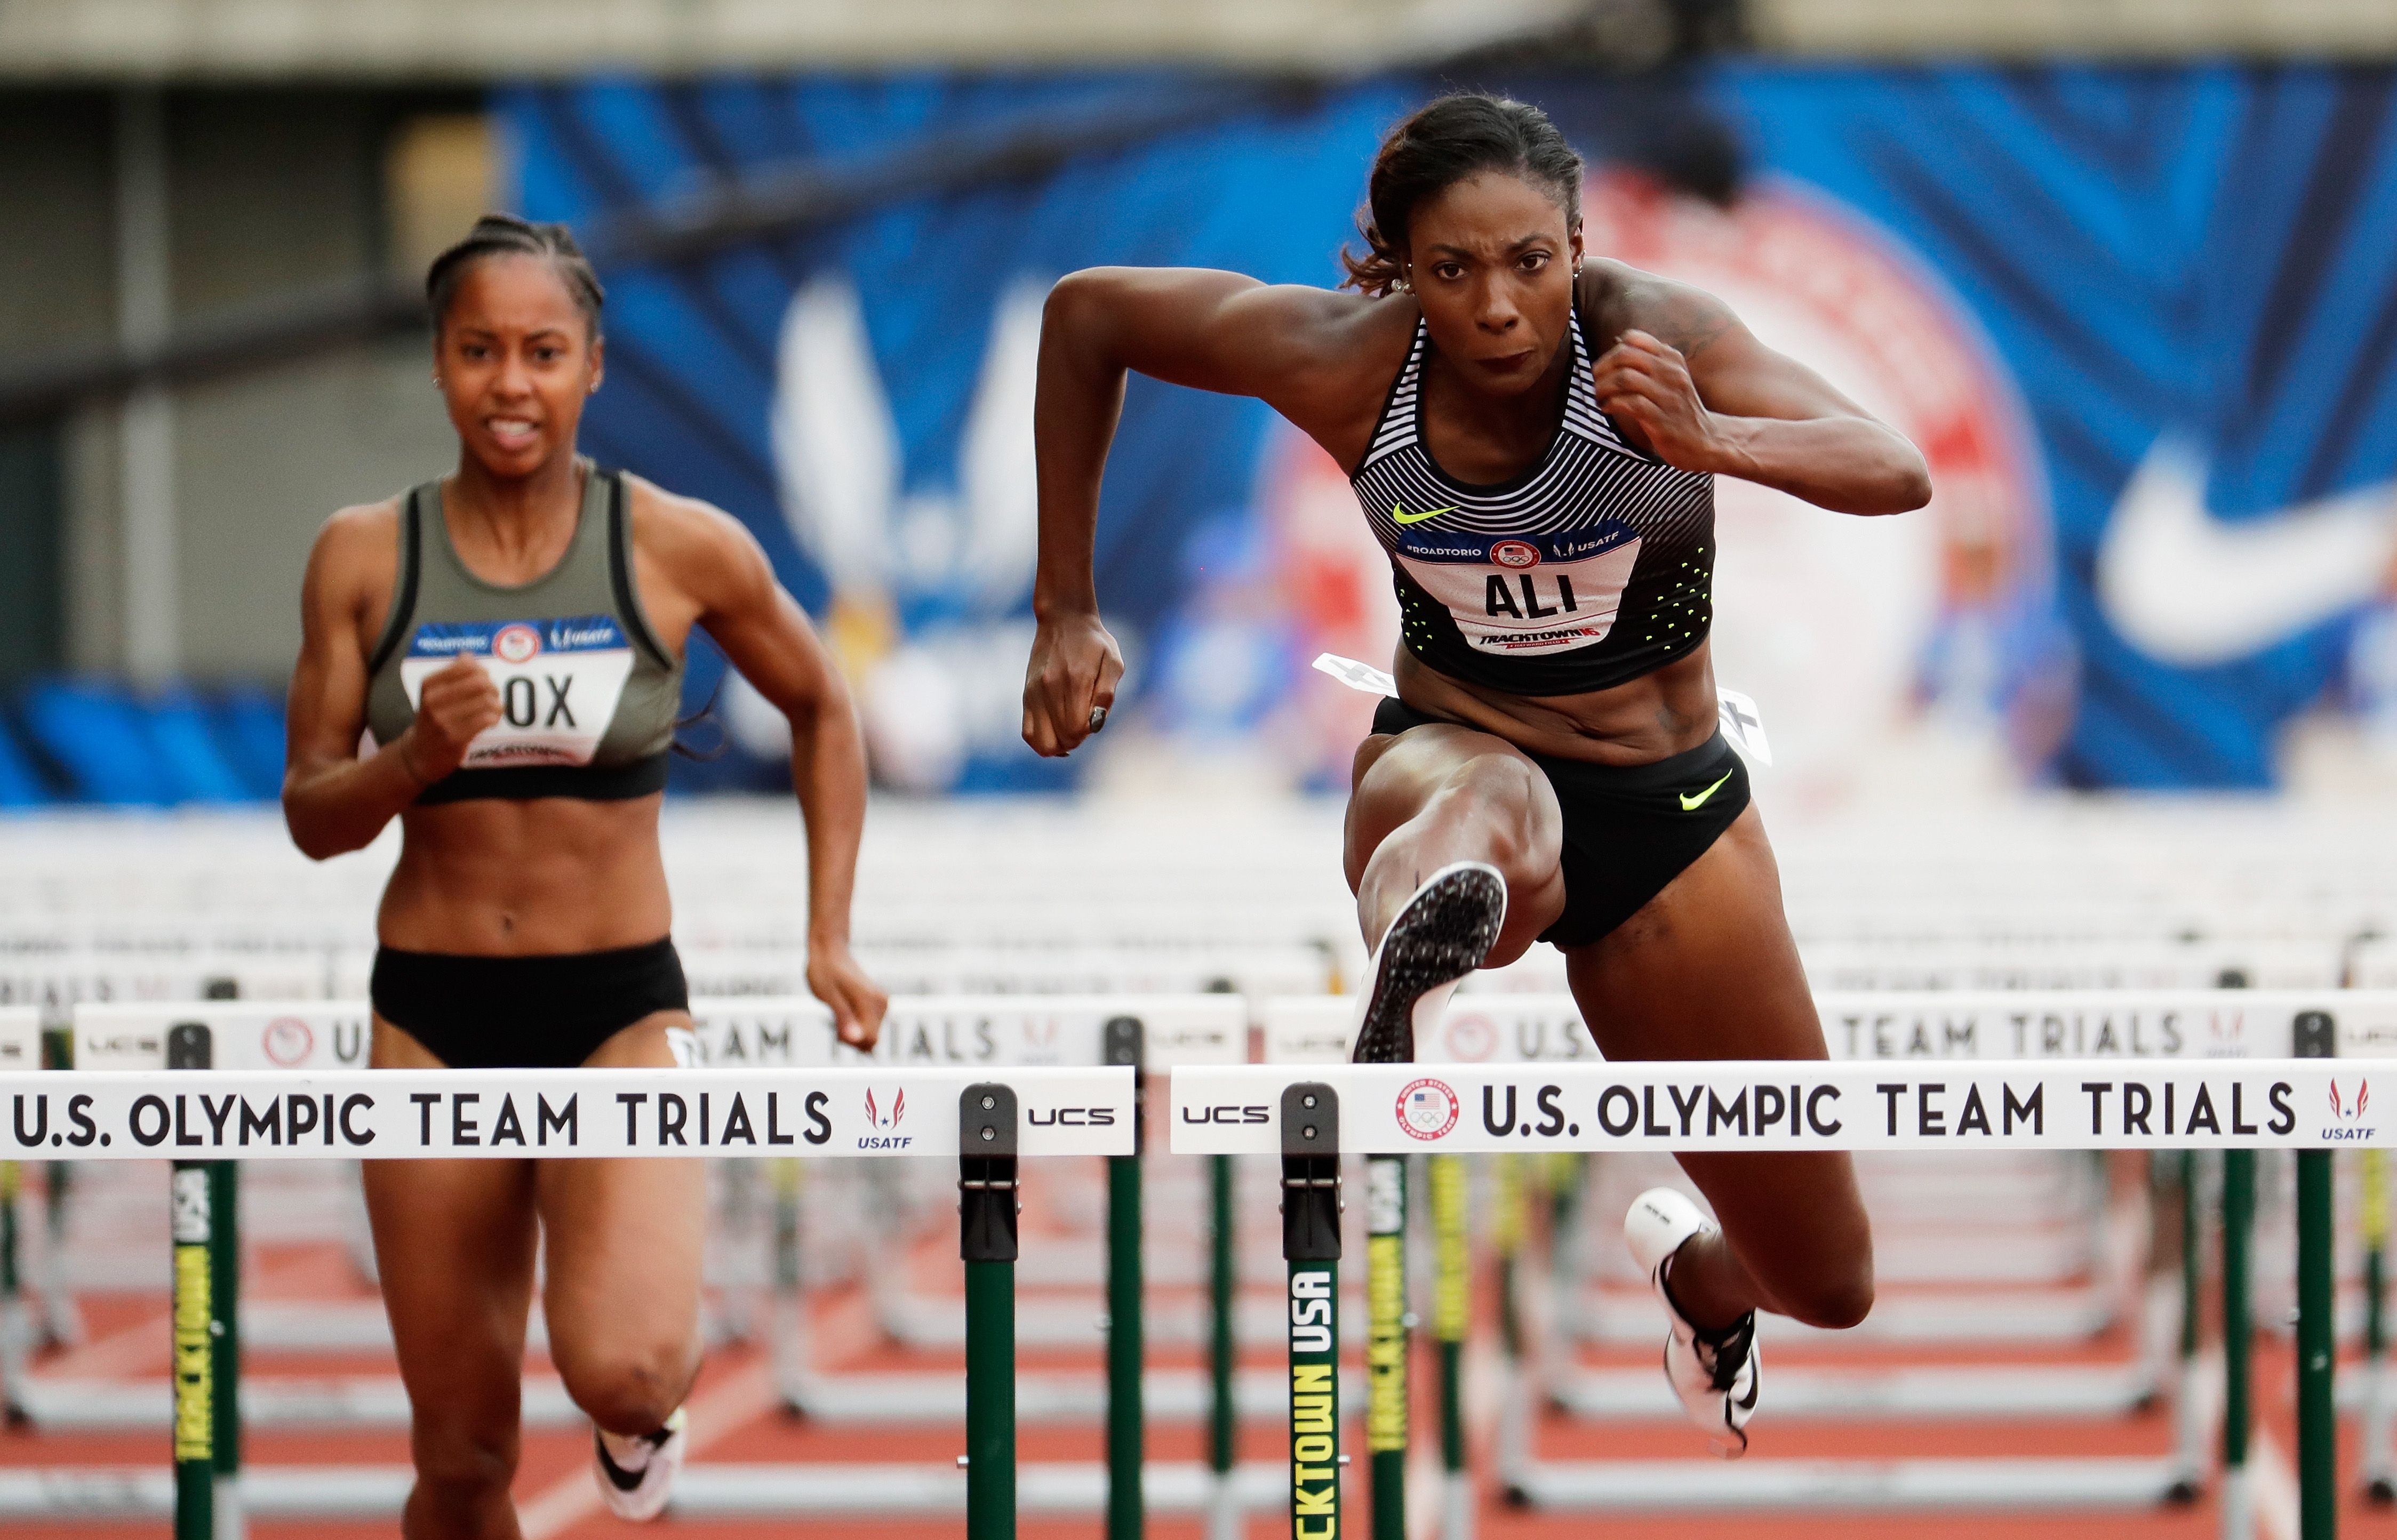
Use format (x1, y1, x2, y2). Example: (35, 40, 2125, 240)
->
(1023, 268, 1380, 757)
(661, 491, 888, 1047)
(283, 506, 501, 860)
(1591, 273, 1932, 516)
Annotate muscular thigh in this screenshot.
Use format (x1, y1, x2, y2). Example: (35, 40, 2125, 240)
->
(1564, 807, 1867, 1278)
(536, 1012, 707, 1373)
(362, 1148, 539, 1425)
(1345, 724, 1567, 958)
(1562, 805, 1818, 1061)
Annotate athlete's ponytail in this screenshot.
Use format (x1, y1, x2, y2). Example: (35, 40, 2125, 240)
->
(1340, 95, 1585, 298)
(426, 213, 606, 339)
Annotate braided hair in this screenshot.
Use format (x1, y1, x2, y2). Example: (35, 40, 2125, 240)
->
(425, 214, 605, 338)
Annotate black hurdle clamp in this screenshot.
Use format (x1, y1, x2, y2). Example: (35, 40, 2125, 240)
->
(1281, 1081, 1341, 1261)
(960, 1083, 1019, 1263)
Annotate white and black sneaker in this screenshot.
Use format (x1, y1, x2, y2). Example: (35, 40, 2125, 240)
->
(1624, 1187, 1759, 1457)
(594, 1406, 687, 1521)
(1352, 861, 1507, 1064)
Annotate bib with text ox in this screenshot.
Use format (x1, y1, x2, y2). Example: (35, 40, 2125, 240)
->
(1394, 522, 1642, 657)
(398, 615, 635, 768)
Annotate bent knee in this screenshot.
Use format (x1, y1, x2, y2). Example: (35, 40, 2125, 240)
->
(411, 1417, 520, 1499)
(563, 1344, 696, 1435)
(1779, 1261, 1874, 1331)
(1426, 755, 1554, 866)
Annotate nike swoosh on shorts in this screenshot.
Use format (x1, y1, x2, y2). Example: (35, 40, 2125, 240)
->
(1679, 769, 1734, 812)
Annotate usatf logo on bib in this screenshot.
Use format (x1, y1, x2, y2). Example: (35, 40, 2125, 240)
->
(399, 614, 635, 768)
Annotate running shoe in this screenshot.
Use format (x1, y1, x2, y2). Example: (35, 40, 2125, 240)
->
(1624, 1186, 1759, 1457)
(1352, 861, 1507, 1063)
(593, 1406, 687, 1521)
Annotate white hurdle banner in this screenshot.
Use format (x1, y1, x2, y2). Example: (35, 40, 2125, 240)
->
(1170, 1060, 2381, 1154)
(1262, 990, 2397, 1064)
(1, 992, 1253, 1161)
(64, 993, 1248, 1073)
(2, 1066, 1134, 1160)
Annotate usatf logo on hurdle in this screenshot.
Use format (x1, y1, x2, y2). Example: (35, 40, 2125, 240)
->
(2327, 1078, 2377, 1142)
(860, 1086, 910, 1150)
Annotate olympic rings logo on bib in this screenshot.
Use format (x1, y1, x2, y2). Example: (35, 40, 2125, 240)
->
(1491, 540, 1540, 570)
(1396, 1078, 1461, 1140)
(492, 624, 543, 665)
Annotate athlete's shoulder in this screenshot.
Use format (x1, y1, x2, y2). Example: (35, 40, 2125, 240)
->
(304, 495, 403, 585)
(298, 494, 404, 636)
(620, 474, 769, 580)
(1579, 259, 1742, 360)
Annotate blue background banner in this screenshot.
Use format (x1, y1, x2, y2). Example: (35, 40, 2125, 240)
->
(506, 65, 2397, 792)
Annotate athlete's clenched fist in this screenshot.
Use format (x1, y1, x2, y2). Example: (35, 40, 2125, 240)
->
(1022, 608, 1124, 758)
(398, 654, 502, 784)
(1591, 330, 1725, 475)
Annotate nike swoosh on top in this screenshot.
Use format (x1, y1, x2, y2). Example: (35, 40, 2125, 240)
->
(1392, 502, 1457, 526)
(1679, 769, 1734, 812)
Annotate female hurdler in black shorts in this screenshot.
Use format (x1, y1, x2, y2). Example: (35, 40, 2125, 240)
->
(1022, 97, 1930, 1453)
(284, 215, 887, 1531)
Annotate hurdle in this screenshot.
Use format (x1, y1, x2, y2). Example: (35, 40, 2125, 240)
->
(0, 992, 1301, 1531)
(0, 1053, 1136, 1538)
(1236, 992, 2397, 1534)
(1173, 1055, 2376, 1533)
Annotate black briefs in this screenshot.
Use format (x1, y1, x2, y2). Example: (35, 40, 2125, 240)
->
(369, 937, 690, 1071)
(1370, 697, 1751, 949)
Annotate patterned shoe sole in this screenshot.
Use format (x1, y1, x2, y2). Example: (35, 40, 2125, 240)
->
(1352, 864, 1506, 1064)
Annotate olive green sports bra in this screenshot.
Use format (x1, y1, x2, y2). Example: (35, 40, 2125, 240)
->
(364, 463, 684, 803)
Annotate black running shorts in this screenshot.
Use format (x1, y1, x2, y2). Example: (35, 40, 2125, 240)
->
(1369, 697, 1752, 949)
(369, 937, 690, 1070)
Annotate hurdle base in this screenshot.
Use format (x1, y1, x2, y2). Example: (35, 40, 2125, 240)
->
(670, 1459, 1293, 1516)
(13, 1374, 582, 1432)
(778, 1366, 1361, 1424)
(1508, 1457, 2189, 1511)
(1550, 1364, 2158, 1422)
(0, 1466, 412, 1520)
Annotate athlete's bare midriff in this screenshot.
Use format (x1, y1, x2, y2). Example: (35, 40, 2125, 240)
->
(378, 795, 673, 953)
(1394, 641, 1719, 765)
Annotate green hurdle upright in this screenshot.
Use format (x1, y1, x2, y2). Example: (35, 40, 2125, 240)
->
(2168, 1150, 2204, 1502)
(1104, 1018, 1144, 1540)
(1208, 1151, 1239, 1540)
(960, 1084, 1019, 1540)
(1429, 1154, 1471, 1540)
(1490, 1153, 1531, 1505)
(1283, 1083, 1342, 1540)
(2223, 1142, 2256, 1540)
(2293, 1012, 2335, 1540)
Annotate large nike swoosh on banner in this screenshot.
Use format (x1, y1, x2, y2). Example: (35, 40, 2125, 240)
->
(2096, 438, 2397, 667)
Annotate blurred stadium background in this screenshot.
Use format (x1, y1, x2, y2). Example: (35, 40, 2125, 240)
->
(1, 0, 2395, 805)
(6, 6, 2397, 1540)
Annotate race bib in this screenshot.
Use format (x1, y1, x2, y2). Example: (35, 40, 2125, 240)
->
(1394, 524, 1640, 657)
(399, 615, 635, 769)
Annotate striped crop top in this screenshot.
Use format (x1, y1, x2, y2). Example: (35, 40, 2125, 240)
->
(1348, 306, 1715, 696)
